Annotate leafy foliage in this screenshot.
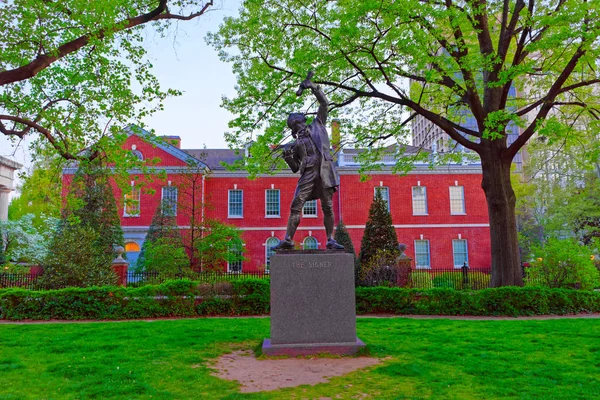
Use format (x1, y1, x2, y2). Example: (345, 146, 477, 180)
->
(359, 249, 401, 287)
(527, 238, 599, 290)
(2, 283, 599, 320)
(39, 224, 117, 289)
(137, 201, 188, 275)
(359, 191, 398, 265)
(42, 162, 123, 288)
(0, 214, 59, 264)
(334, 220, 360, 282)
(63, 162, 125, 254)
(0, 1, 214, 161)
(514, 129, 600, 257)
(210, 0, 600, 286)
(196, 219, 246, 271)
(140, 238, 191, 278)
(409, 271, 434, 289)
(8, 159, 63, 225)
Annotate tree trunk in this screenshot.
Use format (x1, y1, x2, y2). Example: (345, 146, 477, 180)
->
(480, 152, 524, 287)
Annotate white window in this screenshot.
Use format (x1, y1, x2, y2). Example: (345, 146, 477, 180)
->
(449, 186, 466, 214)
(227, 240, 243, 273)
(412, 186, 428, 215)
(303, 236, 318, 250)
(265, 189, 280, 217)
(161, 186, 178, 216)
(453, 239, 468, 268)
(302, 199, 318, 217)
(374, 186, 390, 211)
(265, 237, 279, 271)
(228, 189, 243, 218)
(124, 184, 140, 217)
(414, 240, 430, 268)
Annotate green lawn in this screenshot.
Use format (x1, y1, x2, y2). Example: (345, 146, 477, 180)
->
(1, 317, 599, 399)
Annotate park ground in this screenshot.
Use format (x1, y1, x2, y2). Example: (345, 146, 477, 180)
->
(1, 316, 599, 399)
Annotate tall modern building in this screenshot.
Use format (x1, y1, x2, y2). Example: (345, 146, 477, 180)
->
(411, 87, 524, 171)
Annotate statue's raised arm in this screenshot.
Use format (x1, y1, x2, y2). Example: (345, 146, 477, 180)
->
(296, 71, 328, 125)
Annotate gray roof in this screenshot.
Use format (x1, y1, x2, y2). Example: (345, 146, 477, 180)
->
(183, 143, 431, 171)
(340, 143, 428, 155)
(183, 149, 244, 170)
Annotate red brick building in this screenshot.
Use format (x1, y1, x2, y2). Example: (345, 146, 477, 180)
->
(62, 126, 491, 272)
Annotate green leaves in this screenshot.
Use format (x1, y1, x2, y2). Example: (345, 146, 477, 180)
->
(0, 1, 214, 161)
(211, 0, 600, 167)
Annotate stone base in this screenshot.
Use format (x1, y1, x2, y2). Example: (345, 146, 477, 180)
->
(262, 338, 365, 357)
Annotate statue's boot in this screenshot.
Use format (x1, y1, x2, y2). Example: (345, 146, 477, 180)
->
(271, 238, 295, 251)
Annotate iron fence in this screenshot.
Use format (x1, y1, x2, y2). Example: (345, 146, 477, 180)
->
(125, 271, 270, 287)
(0, 264, 569, 291)
(0, 271, 271, 290)
(358, 266, 494, 289)
(0, 273, 41, 290)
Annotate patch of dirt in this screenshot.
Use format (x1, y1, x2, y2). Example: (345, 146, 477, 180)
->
(210, 350, 382, 393)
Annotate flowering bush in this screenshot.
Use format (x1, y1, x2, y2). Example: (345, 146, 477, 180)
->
(527, 238, 599, 290)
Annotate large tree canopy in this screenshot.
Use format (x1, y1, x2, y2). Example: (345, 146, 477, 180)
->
(210, 0, 600, 286)
(0, 0, 215, 161)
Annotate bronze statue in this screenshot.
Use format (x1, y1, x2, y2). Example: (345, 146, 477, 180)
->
(272, 72, 344, 251)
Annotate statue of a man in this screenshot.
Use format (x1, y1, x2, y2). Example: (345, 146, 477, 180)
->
(272, 74, 344, 251)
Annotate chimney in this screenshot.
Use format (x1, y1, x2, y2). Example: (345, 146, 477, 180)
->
(331, 119, 341, 153)
(160, 135, 181, 149)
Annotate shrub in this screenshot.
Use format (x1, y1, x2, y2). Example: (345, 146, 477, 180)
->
(468, 272, 492, 290)
(141, 237, 192, 277)
(2, 282, 599, 320)
(359, 249, 399, 287)
(359, 191, 398, 266)
(409, 271, 433, 289)
(527, 238, 600, 290)
(432, 272, 464, 289)
(334, 220, 360, 284)
(137, 202, 187, 272)
(39, 224, 117, 289)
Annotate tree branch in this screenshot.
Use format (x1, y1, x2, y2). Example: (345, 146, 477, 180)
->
(0, 1, 214, 86)
(508, 45, 588, 158)
(0, 115, 96, 161)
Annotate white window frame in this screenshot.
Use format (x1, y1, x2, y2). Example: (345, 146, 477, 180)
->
(161, 186, 178, 216)
(452, 239, 469, 268)
(227, 241, 243, 273)
(131, 149, 144, 160)
(228, 189, 243, 218)
(374, 186, 390, 212)
(414, 240, 431, 269)
(124, 183, 140, 217)
(449, 186, 466, 215)
(265, 237, 279, 271)
(303, 236, 319, 250)
(412, 186, 428, 215)
(302, 199, 318, 218)
(265, 189, 280, 218)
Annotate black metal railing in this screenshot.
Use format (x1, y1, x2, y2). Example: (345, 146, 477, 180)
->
(0, 271, 271, 290)
(0, 273, 41, 290)
(0, 265, 572, 291)
(358, 265, 493, 289)
(125, 271, 270, 287)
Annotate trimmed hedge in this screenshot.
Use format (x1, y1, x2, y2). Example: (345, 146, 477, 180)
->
(356, 287, 600, 316)
(0, 279, 270, 320)
(1, 281, 599, 320)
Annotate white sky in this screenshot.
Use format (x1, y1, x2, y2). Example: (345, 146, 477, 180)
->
(0, 1, 242, 172)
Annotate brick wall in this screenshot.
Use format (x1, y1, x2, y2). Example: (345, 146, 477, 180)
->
(61, 133, 492, 272)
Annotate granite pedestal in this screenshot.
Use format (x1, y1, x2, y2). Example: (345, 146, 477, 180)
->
(262, 251, 365, 356)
